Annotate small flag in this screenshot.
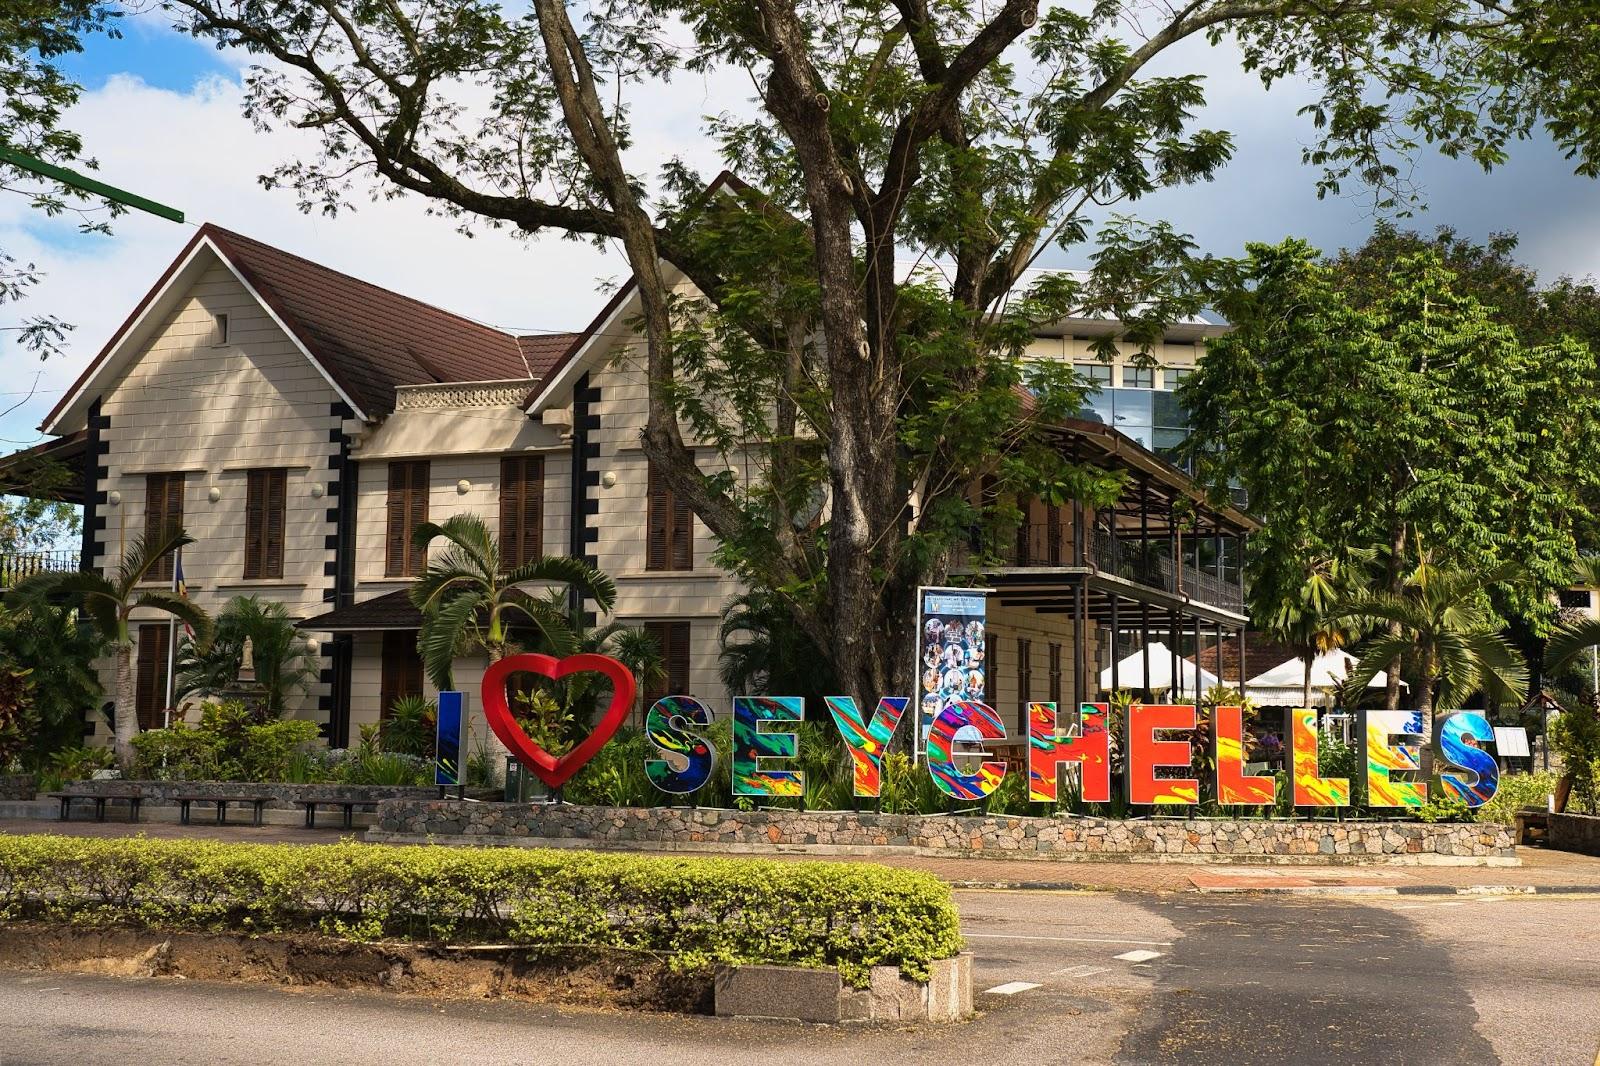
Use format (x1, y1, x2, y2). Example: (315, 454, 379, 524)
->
(174, 557, 194, 639)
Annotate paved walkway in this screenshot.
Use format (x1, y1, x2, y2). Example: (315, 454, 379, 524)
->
(7, 815, 1600, 895)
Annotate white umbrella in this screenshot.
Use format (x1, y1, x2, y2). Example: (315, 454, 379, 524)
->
(1245, 648, 1406, 706)
(1098, 641, 1219, 694)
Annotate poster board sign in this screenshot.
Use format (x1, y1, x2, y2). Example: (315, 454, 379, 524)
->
(435, 690, 465, 787)
(913, 586, 991, 761)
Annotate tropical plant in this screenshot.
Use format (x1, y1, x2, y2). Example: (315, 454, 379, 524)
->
(527, 588, 666, 724)
(14, 528, 212, 770)
(408, 514, 616, 689)
(0, 668, 37, 770)
(39, 744, 113, 791)
(0, 599, 104, 763)
(1541, 557, 1600, 683)
(1263, 551, 1370, 710)
(380, 694, 436, 758)
(1343, 562, 1530, 777)
(175, 596, 319, 717)
(718, 590, 840, 717)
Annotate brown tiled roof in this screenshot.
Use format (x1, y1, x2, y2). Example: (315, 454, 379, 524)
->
(296, 589, 421, 632)
(1191, 633, 1300, 684)
(201, 226, 580, 417)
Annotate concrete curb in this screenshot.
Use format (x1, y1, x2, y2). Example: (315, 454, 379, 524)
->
(943, 878, 1600, 896)
(714, 953, 972, 1023)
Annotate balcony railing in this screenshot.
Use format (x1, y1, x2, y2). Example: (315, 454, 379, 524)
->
(955, 525, 1243, 610)
(0, 550, 80, 588)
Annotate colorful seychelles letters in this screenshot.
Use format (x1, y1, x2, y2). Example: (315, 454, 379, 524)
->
(731, 696, 805, 797)
(825, 696, 909, 797)
(1213, 705, 1275, 806)
(1290, 707, 1351, 807)
(1028, 702, 1112, 803)
(925, 700, 1008, 800)
(1127, 704, 1200, 805)
(1364, 709, 1427, 808)
(503, 653, 1501, 810)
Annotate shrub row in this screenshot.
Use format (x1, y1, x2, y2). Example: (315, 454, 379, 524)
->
(0, 835, 962, 985)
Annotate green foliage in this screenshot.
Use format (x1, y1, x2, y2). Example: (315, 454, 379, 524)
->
(1188, 242, 1600, 637)
(0, 668, 37, 770)
(129, 701, 319, 782)
(718, 591, 840, 715)
(1550, 706, 1600, 813)
(1475, 771, 1560, 826)
(0, 599, 104, 763)
(1413, 795, 1473, 824)
(176, 596, 319, 716)
(0, 835, 963, 985)
(408, 515, 616, 690)
(379, 695, 435, 759)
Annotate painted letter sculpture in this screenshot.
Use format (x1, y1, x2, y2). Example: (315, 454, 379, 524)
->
(476, 653, 1502, 810)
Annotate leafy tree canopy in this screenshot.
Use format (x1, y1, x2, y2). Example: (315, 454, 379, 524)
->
(1185, 239, 1600, 646)
(163, 0, 1600, 703)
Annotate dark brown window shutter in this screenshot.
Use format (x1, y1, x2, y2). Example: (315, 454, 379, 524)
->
(642, 621, 692, 708)
(144, 473, 184, 582)
(386, 461, 430, 577)
(646, 462, 693, 571)
(985, 634, 998, 706)
(1017, 637, 1032, 731)
(244, 468, 287, 580)
(134, 623, 171, 731)
(499, 455, 544, 570)
(379, 630, 425, 719)
(1048, 642, 1063, 707)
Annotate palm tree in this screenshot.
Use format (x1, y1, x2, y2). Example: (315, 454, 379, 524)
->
(526, 588, 667, 722)
(1263, 551, 1368, 709)
(176, 595, 320, 717)
(1342, 562, 1528, 777)
(408, 514, 617, 689)
(15, 528, 212, 771)
(718, 589, 839, 717)
(1542, 556, 1600, 686)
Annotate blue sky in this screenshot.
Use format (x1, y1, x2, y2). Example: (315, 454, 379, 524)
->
(5, 15, 1598, 462)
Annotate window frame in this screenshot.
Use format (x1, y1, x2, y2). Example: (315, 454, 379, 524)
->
(243, 467, 287, 580)
(385, 460, 431, 578)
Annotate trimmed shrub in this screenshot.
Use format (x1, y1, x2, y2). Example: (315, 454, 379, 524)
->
(0, 835, 962, 985)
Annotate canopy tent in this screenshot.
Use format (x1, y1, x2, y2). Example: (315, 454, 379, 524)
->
(1098, 641, 1219, 695)
(1244, 648, 1405, 707)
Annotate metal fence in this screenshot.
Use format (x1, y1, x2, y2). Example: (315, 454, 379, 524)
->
(0, 550, 81, 588)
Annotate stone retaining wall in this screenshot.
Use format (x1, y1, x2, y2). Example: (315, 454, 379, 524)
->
(371, 801, 1517, 866)
(0, 775, 34, 801)
(1550, 812, 1600, 856)
(64, 780, 439, 809)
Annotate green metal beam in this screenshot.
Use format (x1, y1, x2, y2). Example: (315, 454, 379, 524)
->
(0, 145, 184, 224)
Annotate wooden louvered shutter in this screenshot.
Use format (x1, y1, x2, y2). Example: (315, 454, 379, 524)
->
(387, 461, 429, 576)
(643, 621, 692, 708)
(243, 468, 286, 580)
(134, 624, 170, 731)
(144, 473, 183, 582)
(379, 630, 424, 719)
(500, 456, 544, 570)
(646, 461, 693, 571)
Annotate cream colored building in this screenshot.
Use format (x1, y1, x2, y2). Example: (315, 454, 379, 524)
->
(13, 224, 1252, 753)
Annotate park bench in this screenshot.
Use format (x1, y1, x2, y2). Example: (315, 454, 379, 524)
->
(294, 796, 379, 830)
(172, 791, 274, 828)
(50, 788, 143, 823)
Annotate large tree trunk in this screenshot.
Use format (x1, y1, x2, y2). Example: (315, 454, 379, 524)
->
(1384, 514, 1407, 711)
(1303, 654, 1314, 711)
(113, 641, 137, 773)
(1415, 665, 1436, 786)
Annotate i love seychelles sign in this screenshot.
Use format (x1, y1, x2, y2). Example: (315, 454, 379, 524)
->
(478, 654, 1502, 812)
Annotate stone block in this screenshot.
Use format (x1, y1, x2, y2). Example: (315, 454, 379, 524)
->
(714, 964, 844, 1023)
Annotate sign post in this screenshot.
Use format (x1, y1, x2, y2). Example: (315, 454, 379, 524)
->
(912, 586, 991, 763)
(435, 690, 466, 799)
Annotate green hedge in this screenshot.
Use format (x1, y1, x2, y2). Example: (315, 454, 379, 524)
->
(0, 835, 962, 985)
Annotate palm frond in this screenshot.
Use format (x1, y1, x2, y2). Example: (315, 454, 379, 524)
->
(1545, 617, 1600, 674)
(12, 570, 120, 637)
(413, 515, 497, 579)
(133, 590, 215, 649)
(418, 593, 482, 691)
(116, 528, 195, 593)
(504, 554, 618, 614)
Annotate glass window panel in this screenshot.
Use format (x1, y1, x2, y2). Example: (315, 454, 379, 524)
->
(1074, 362, 1113, 386)
(1153, 390, 1187, 429)
(1163, 367, 1192, 390)
(1111, 388, 1152, 429)
(1125, 365, 1154, 389)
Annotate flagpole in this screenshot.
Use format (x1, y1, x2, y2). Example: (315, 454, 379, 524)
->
(164, 547, 180, 728)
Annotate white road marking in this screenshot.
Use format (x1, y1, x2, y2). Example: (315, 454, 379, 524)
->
(964, 933, 1173, 946)
(1052, 964, 1110, 979)
(983, 981, 1042, 996)
(1114, 949, 1165, 963)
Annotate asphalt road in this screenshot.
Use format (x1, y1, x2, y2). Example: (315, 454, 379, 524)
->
(1, 892, 1596, 1066)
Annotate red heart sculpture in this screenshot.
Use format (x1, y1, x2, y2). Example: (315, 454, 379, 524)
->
(481, 652, 637, 789)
